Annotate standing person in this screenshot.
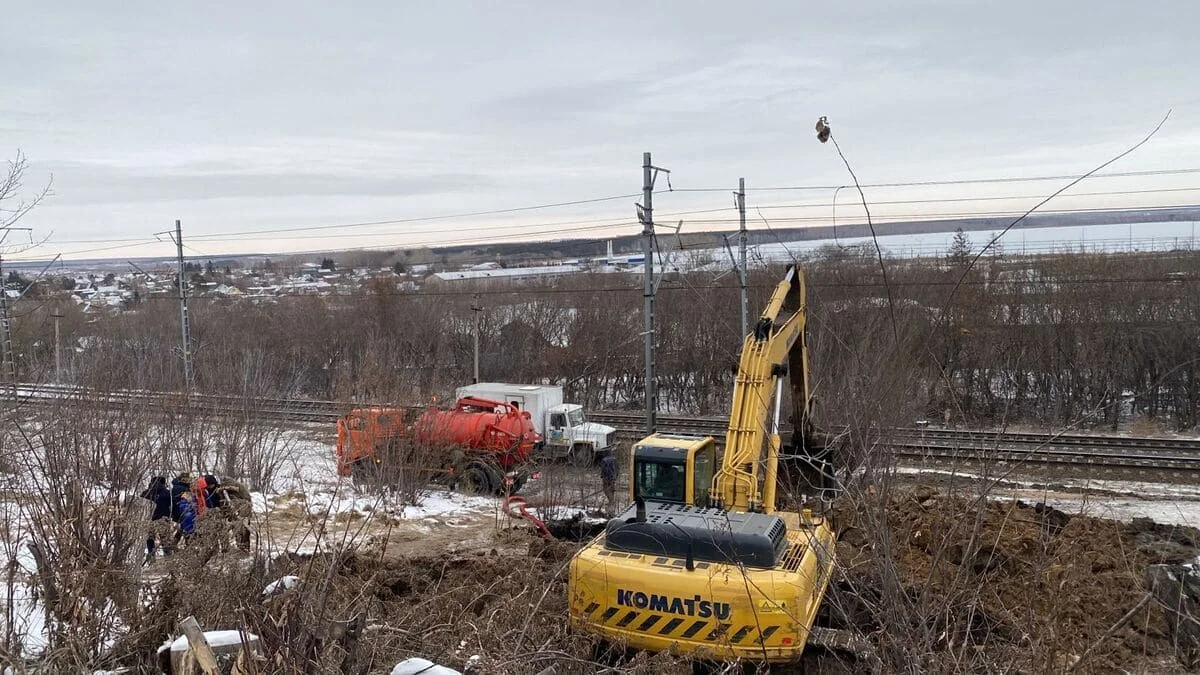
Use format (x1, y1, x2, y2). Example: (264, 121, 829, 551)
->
(169, 473, 191, 522)
(176, 491, 198, 546)
(193, 475, 209, 517)
(598, 450, 618, 516)
(170, 474, 193, 549)
(139, 476, 173, 564)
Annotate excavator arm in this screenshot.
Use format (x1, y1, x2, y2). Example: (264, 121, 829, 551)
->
(714, 264, 815, 513)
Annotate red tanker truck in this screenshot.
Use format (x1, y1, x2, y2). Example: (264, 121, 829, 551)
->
(335, 396, 541, 494)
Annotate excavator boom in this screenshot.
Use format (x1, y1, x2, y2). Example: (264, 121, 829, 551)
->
(715, 264, 813, 513)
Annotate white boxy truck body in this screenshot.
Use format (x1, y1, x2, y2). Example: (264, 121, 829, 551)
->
(455, 382, 616, 464)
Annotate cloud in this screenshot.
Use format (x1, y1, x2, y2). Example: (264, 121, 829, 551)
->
(40, 161, 495, 204)
(0, 1, 1197, 259)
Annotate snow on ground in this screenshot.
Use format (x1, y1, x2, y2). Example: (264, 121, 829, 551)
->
(268, 432, 341, 492)
(897, 467, 1200, 527)
(262, 575, 300, 596)
(267, 486, 499, 521)
(248, 484, 505, 557)
(1043, 477, 1200, 499)
(4, 542, 46, 656)
(159, 630, 258, 654)
(1038, 497, 1200, 527)
(391, 658, 461, 675)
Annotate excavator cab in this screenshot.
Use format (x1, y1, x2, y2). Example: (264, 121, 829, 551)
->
(629, 433, 716, 508)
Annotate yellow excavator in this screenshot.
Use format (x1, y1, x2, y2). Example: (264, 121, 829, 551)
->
(567, 264, 843, 663)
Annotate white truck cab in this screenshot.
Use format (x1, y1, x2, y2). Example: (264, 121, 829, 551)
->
(455, 383, 617, 465)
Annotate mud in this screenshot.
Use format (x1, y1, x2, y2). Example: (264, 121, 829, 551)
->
(233, 483, 1200, 673)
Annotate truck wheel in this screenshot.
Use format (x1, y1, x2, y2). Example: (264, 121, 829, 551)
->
(462, 465, 493, 494)
(568, 444, 593, 468)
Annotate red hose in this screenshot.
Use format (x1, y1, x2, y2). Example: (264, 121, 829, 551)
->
(503, 495, 553, 539)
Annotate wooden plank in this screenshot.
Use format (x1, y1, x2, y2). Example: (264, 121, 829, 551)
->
(178, 616, 221, 675)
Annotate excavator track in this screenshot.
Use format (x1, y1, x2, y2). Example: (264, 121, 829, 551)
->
(807, 626, 877, 663)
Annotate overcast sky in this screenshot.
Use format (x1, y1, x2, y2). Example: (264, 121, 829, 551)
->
(3, 1, 1199, 261)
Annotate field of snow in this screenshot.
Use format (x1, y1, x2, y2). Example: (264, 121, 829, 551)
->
(251, 432, 504, 532)
(898, 467, 1200, 527)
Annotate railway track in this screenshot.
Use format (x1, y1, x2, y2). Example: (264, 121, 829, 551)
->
(581, 412, 1200, 476)
(6, 384, 1199, 475)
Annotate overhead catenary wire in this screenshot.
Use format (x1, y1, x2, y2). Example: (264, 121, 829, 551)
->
(36, 184, 1200, 249)
(821, 118, 900, 344)
(195, 191, 646, 238)
(28, 199, 1200, 262)
(20, 166, 1200, 249)
(946, 110, 1174, 305)
(14, 221, 1197, 265)
(20, 185, 1200, 264)
(752, 185, 1200, 211)
(668, 166, 1200, 193)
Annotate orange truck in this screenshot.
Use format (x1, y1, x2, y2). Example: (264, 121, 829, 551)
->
(335, 396, 541, 494)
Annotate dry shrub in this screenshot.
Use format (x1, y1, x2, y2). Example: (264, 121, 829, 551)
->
(181, 541, 694, 675)
(0, 398, 156, 671)
(829, 484, 1194, 673)
(1126, 414, 1170, 438)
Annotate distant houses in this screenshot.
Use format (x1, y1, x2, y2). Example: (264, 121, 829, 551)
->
(37, 242, 675, 313)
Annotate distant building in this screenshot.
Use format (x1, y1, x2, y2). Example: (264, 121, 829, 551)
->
(429, 264, 584, 283)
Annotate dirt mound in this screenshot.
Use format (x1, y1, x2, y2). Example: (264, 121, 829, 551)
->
(831, 486, 1197, 673)
(107, 486, 1195, 673)
(252, 547, 681, 674)
(240, 488, 1198, 673)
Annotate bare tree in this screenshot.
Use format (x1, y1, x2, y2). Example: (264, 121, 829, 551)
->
(0, 151, 50, 231)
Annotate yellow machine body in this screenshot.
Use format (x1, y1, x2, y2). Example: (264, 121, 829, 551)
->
(567, 264, 838, 663)
(568, 510, 835, 661)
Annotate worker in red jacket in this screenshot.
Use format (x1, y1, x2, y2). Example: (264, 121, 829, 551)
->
(193, 475, 209, 517)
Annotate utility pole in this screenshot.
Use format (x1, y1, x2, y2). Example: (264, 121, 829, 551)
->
(0, 227, 31, 393)
(0, 254, 15, 390)
(471, 295, 482, 384)
(637, 152, 669, 435)
(170, 220, 193, 395)
(737, 177, 748, 340)
(51, 306, 63, 383)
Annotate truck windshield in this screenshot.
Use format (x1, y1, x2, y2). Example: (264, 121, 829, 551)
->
(567, 409, 585, 427)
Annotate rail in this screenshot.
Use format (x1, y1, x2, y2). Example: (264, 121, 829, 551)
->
(5, 383, 1199, 475)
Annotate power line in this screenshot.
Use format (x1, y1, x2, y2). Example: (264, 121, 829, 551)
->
(26, 181, 1200, 250)
(753, 185, 1200, 211)
(193, 192, 645, 238)
(669, 167, 1200, 193)
(663, 203, 1200, 226)
(17, 172, 1200, 261)
(30, 193, 1200, 256)
(34, 169, 1200, 248)
(15, 208, 1199, 265)
(33, 205, 739, 247)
